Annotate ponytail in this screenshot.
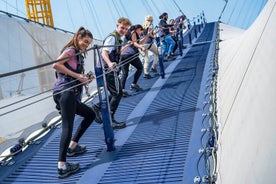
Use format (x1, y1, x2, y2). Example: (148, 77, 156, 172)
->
(61, 27, 93, 57)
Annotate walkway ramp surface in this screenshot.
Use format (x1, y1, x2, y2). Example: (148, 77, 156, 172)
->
(0, 22, 216, 184)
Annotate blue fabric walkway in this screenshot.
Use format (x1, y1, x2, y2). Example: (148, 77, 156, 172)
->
(0, 22, 216, 184)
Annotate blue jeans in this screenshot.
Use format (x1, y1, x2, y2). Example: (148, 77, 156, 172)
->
(161, 35, 176, 57)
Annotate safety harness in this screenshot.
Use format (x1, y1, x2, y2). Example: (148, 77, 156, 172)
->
(103, 31, 122, 67)
(53, 47, 84, 101)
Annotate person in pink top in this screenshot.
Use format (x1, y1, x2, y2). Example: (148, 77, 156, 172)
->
(52, 27, 95, 178)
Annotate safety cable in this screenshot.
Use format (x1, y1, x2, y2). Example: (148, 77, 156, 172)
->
(0, 48, 141, 116)
(0, 36, 143, 78)
(0, 20, 198, 160)
(0, 42, 150, 159)
(0, 3, 205, 164)
(0, 28, 149, 112)
(0, 46, 89, 78)
(0, 76, 91, 116)
(0, 19, 187, 79)
(0, 90, 100, 160)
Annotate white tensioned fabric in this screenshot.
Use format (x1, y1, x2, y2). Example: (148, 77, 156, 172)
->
(217, 0, 276, 183)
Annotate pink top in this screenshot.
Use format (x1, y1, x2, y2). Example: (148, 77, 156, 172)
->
(63, 48, 78, 70)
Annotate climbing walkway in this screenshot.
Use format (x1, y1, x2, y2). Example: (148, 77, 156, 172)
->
(0, 22, 218, 184)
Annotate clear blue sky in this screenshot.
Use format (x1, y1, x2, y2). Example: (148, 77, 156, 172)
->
(0, 0, 268, 40)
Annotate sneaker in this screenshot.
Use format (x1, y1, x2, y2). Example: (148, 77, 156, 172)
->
(143, 73, 152, 79)
(112, 119, 126, 129)
(67, 144, 86, 157)
(130, 84, 142, 92)
(122, 89, 132, 97)
(92, 105, 103, 124)
(58, 162, 79, 179)
(151, 68, 157, 73)
(166, 55, 175, 60)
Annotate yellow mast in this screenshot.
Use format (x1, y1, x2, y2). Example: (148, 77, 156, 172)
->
(25, 0, 56, 92)
(25, 0, 54, 27)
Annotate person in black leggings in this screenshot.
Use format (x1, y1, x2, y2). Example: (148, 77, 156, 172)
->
(120, 24, 149, 97)
(52, 27, 95, 178)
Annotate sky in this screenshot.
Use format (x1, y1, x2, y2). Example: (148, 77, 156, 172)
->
(0, 0, 268, 40)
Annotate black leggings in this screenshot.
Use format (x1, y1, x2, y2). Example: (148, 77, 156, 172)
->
(105, 71, 123, 114)
(53, 91, 95, 162)
(120, 55, 143, 89)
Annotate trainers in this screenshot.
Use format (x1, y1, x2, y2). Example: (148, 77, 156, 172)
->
(169, 54, 176, 58)
(112, 119, 126, 129)
(143, 73, 152, 79)
(165, 55, 175, 60)
(130, 84, 142, 92)
(58, 162, 79, 179)
(92, 105, 103, 124)
(67, 144, 86, 157)
(151, 68, 157, 73)
(122, 89, 132, 97)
